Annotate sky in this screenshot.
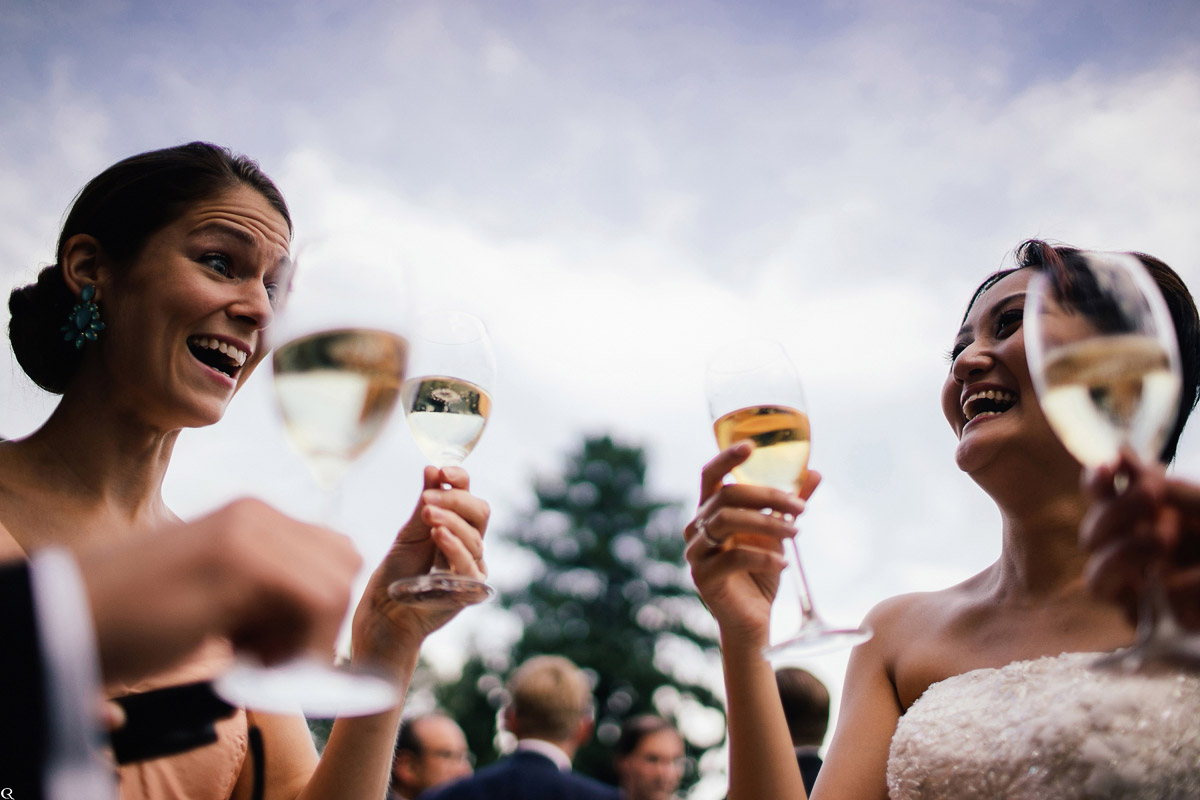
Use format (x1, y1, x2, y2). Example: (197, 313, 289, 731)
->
(4, 0, 1200, 794)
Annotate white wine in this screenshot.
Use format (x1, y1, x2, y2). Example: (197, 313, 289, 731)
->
(273, 328, 408, 487)
(1040, 333, 1180, 467)
(713, 405, 811, 493)
(403, 375, 492, 467)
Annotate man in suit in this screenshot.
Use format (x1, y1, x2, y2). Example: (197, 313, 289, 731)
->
(774, 667, 830, 796)
(421, 655, 620, 800)
(0, 499, 359, 800)
(389, 712, 474, 800)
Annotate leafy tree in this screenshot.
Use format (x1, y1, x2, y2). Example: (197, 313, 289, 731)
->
(435, 435, 724, 789)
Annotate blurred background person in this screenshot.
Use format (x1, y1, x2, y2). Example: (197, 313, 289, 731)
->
(613, 715, 685, 800)
(389, 712, 473, 800)
(775, 667, 830, 796)
(422, 654, 619, 800)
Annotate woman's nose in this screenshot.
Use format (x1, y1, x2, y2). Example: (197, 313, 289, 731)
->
(229, 282, 275, 329)
(952, 341, 993, 381)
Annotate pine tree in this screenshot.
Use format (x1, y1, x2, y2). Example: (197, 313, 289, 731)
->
(435, 435, 724, 790)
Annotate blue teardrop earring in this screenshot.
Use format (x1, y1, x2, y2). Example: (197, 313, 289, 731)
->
(61, 284, 106, 349)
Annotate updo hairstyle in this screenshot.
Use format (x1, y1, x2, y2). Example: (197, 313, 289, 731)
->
(7, 142, 291, 394)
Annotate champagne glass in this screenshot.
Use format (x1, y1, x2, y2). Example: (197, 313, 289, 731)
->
(214, 236, 408, 716)
(706, 339, 871, 661)
(387, 310, 495, 603)
(1024, 250, 1200, 669)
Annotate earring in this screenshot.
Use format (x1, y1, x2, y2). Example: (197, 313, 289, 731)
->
(61, 284, 106, 349)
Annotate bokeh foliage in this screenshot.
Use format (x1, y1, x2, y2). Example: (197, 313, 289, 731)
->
(434, 435, 723, 788)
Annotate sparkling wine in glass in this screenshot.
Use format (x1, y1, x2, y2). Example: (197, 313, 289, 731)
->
(387, 310, 495, 604)
(706, 339, 871, 661)
(1025, 250, 1200, 670)
(214, 237, 408, 716)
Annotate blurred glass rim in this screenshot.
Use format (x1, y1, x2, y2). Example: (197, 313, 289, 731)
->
(704, 337, 800, 375)
(274, 230, 415, 341)
(414, 309, 493, 346)
(1024, 249, 1184, 401)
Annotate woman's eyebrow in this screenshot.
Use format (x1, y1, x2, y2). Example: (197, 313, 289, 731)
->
(190, 220, 258, 248)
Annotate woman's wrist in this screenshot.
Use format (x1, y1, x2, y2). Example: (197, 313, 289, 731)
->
(349, 594, 425, 671)
(719, 621, 771, 659)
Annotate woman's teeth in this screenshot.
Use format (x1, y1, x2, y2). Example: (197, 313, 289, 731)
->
(190, 337, 248, 367)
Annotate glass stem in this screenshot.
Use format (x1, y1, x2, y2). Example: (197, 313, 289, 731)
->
(1141, 564, 1183, 645)
(322, 480, 344, 526)
(786, 534, 821, 628)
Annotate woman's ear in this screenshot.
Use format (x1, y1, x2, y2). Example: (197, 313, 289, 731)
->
(59, 234, 109, 298)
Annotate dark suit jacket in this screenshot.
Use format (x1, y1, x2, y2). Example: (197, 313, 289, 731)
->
(420, 749, 620, 800)
(0, 562, 48, 800)
(796, 749, 822, 796)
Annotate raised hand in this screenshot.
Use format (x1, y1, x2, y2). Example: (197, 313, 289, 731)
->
(82, 499, 360, 684)
(686, 442, 818, 645)
(1081, 452, 1200, 631)
(354, 466, 490, 664)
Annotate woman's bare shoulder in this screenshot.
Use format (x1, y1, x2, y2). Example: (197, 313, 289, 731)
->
(864, 573, 992, 647)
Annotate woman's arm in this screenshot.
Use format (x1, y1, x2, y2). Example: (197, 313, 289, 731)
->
(242, 466, 489, 800)
(807, 600, 906, 800)
(686, 444, 814, 800)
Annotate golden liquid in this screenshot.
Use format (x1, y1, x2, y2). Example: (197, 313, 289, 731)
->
(1040, 334, 1179, 468)
(273, 328, 408, 486)
(402, 375, 492, 467)
(713, 405, 811, 493)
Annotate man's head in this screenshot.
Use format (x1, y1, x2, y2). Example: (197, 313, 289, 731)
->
(614, 715, 686, 800)
(391, 713, 473, 799)
(503, 655, 595, 757)
(775, 667, 830, 748)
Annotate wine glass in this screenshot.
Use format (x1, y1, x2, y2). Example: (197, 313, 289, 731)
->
(214, 236, 408, 716)
(1024, 250, 1200, 669)
(387, 310, 496, 604)
(705, 338, 871, 661)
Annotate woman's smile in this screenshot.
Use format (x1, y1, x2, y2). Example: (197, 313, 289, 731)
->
(186, 335, 252, 382)
(98, 183, 292, 429)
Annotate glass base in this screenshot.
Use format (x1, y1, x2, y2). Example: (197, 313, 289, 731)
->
(213, 658, 400, 717)
(387, 572, 495, 605)
(1092, 636, 1200, 674)
(762, 624, 872, 664)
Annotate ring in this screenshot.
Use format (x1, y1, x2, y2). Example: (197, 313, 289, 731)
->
(696, 518, 721, 549)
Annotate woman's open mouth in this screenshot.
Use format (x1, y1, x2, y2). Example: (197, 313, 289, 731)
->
(187, 336, 249, 379)
(962, 389, 1017, 423)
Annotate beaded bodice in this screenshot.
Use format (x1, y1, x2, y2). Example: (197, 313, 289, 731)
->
(887, 652, 1200, 799)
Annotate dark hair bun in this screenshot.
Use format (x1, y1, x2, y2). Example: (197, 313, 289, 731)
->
(8, 264, 82, 394)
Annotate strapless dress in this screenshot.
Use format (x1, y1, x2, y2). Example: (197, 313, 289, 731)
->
(886, 651, 1200, 799)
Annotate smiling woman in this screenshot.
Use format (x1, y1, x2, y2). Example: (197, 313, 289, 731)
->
(685, 239, 1200, 799)
(0, 143, 492, 800)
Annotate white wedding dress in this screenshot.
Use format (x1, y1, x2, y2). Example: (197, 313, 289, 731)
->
(886, 652, 1200, 799)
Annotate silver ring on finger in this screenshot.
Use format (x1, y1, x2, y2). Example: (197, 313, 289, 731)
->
(696, 517, 722, 549)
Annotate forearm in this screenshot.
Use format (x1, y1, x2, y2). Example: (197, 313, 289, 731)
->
(297, 645, 419, 800)
(720, 628, 807, 800)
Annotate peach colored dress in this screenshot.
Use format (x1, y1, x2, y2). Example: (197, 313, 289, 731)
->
(108, 639, 248, 800)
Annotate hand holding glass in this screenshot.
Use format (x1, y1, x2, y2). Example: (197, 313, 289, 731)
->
(215, 237, 407, 716)
(706, 339, 871, 661)
(1025, 250, 1200, 670)
(388, 310, 495, 604)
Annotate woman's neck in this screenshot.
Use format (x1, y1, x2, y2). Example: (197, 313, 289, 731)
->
(21, 383, 179, 524)
(992, 489, 1091, 598)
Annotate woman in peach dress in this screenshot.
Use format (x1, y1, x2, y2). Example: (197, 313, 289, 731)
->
(1, 142, 489, 799)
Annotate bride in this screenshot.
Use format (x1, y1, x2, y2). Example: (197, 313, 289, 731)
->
(686, 240, 1200, 799)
